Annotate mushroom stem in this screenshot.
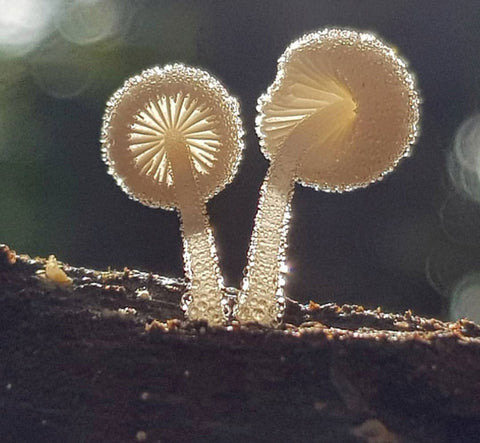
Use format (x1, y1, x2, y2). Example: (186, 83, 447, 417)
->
(238, 99, 357, 325)
(237, 153, 296, 325)
(167, 135, 225, 325)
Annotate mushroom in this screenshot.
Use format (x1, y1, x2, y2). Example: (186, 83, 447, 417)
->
(236, 29, 420, 326)
(101, 64, 244, 325)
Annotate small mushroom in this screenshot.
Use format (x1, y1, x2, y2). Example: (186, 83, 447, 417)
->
(236, 29, 420, 325)
(101, 64, 244, 325)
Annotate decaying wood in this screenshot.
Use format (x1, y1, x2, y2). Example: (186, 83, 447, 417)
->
(1, 244, 479, 443)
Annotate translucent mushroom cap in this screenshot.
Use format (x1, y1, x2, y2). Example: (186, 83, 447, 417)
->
(101, 64, 244, 209)
(257, 28, 420, 192)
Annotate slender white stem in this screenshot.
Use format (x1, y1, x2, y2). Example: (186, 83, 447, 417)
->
(238, 100, 357, 325)
(236, 152, 296, 325)
(167, 135, 225, 325)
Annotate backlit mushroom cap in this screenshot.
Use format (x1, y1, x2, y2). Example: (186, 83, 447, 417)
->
(101, 64, 244, 209)
(257, 28, 420, 192)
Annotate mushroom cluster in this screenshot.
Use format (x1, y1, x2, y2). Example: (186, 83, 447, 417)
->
(101, 29, 420, 327)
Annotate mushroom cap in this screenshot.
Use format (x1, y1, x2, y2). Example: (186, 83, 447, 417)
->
(101, 64, 244, 209)
(256, 28, 420, 192)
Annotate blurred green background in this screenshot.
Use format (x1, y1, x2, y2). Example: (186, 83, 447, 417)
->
(2, 0, 480, 321)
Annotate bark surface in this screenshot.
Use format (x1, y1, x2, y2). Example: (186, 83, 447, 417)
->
(1, 245, 479, 443)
